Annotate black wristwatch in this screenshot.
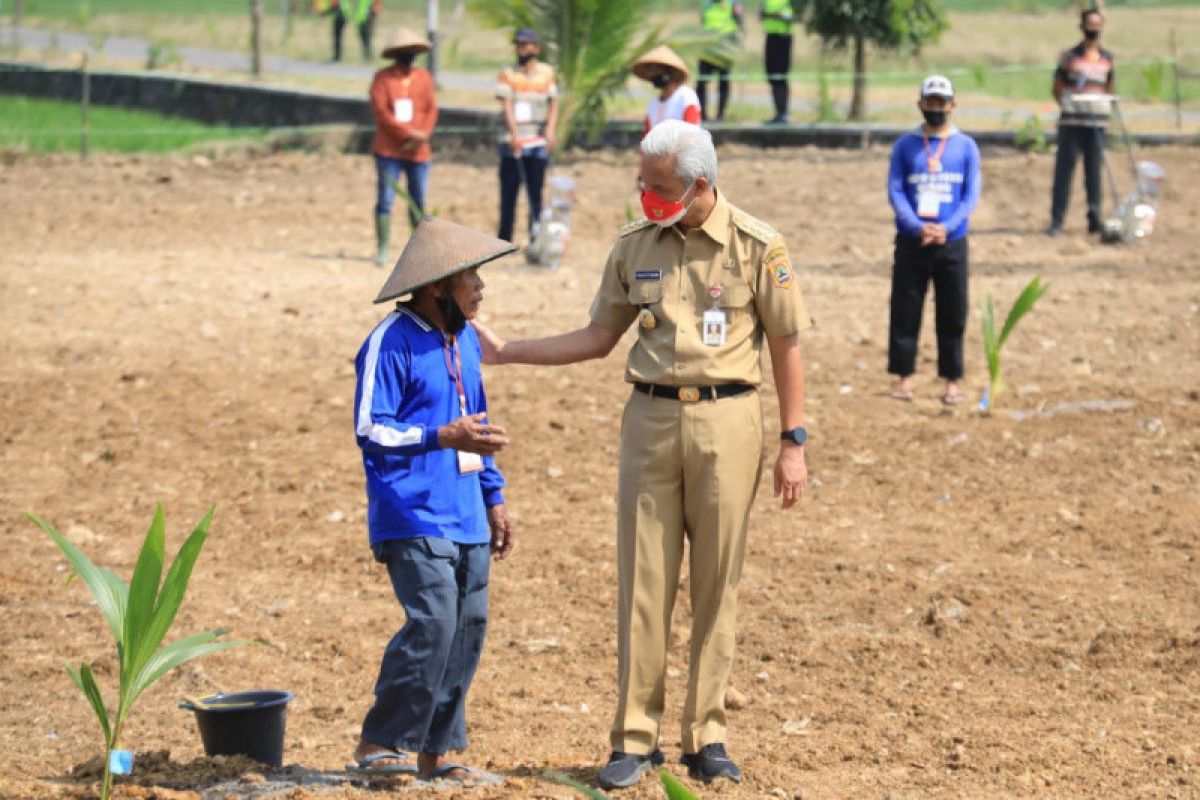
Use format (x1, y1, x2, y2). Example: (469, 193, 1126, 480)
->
(780, 427, 808, 446)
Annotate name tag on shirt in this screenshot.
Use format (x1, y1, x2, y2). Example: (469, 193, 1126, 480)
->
(513, 100, 533, 123)
(457, 450, 484, 474)
(393, 98, 414, 123)
(917, 185, 941, 218)
(702, 308, 727, 347)
(635, 269, 662, 281)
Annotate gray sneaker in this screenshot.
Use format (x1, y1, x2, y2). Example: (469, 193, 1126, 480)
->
(597, 749, 664, 789)
(681, 743, 742, 783)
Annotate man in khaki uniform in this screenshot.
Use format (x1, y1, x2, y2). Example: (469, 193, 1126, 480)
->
(473, 119, 810, 789)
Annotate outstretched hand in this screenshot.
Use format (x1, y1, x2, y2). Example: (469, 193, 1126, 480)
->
(471, 321, 508, 365)
(437, 413, 508, 455)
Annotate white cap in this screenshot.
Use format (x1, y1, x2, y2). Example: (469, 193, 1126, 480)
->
(920, 74, 954, 99)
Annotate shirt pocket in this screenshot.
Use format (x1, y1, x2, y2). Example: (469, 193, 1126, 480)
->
(717, 284, 755, 338)
(627, 279, 666, 307)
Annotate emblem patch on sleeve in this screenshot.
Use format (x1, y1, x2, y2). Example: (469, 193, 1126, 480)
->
(765, 247, 793, 289)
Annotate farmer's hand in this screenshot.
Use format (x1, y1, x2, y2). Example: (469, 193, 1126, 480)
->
(546, 132, 556, 153)
(406, 129, 429, 143)
(437, 413, 508, 454)
(773, 443, 807, 510)
(920, 223, 939, 246)
(470, 321, 507, 365)
(487, 503, 515, 560)
(930, 223, 947, 245)
(511, 140, 523, 158)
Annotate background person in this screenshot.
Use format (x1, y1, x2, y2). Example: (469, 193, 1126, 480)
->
(328, 0, 380, 62)
(886, 75, 981, 406)
(1048, 8, 1115, 236)
(631, 45, 702, 138)
(350, 217, 516, 783)
(761, 0, 794, 124)
(495, 27, 559, 244)
(369, 28, 438, 267)
(473, 119, 811, 791)
(697, 0, 743, 122)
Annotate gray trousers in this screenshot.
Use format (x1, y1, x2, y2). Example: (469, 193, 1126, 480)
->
(361, 537, 490, 754)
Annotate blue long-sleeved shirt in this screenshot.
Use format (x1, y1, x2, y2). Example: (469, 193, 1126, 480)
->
(354, 305, 505, 545)
(888, 126, 981, 241)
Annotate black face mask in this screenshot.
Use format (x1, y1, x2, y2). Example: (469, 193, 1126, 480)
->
(1083, 28, 1100, 41)
(650, 73, 670, 89)
(922, 109, 947, 128)
(517, 52, 536, 66)
(395, 52, 416, 67)
(438, 292, 468, 335)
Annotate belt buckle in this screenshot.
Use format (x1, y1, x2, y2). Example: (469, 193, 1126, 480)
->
(677, 386, 701, 403)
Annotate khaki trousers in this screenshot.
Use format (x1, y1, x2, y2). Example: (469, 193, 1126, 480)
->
(610, 387, 764, 755)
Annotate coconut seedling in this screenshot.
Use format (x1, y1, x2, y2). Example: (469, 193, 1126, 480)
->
(30, 505, 247, 800)
(980, 275, 1049, 414)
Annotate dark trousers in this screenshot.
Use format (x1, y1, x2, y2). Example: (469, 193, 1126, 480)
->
(888, 235, 969, 381)
(765, 34, 792, 118)
(697, 60, 730, 121)
(1050, 124, 1105, 230)
(497, 144, 549, 243)
(332, 10, 375, 62)
(360, 537, 490, 755)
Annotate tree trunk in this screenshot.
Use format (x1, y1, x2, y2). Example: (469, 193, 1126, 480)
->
(426, 0, 439, 81)
(250, 0, 263, 77)
(849, 33, 866, 121)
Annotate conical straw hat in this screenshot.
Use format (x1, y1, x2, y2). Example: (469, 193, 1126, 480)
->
(374, 217, 517, 304)
(381, 27, 431, 59)
(631, 45, 689, 82)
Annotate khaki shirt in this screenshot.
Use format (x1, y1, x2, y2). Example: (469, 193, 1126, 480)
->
(589, 191, 811, 386)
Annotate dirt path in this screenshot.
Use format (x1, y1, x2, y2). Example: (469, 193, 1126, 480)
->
(0, 144, 1197, 799)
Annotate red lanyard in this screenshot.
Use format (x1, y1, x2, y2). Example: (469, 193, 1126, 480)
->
(442, 335, 467, 413)
(923, 131, 948, 173)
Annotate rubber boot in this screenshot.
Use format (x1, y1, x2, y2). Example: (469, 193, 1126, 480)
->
(374, 213, 391, 267)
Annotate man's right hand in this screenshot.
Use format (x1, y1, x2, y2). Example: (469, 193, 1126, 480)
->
(437, 413, 509, 454)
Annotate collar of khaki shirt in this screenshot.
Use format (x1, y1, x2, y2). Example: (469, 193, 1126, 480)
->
(653, 188, 730, 246)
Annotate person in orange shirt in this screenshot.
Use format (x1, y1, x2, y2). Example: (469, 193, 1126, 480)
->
(370, 27, 438, 266)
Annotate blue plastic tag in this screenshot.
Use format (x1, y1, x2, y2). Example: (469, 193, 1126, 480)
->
(109, 749, 134, 775)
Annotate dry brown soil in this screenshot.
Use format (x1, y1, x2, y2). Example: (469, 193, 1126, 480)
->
(1, 142, 1198, 800)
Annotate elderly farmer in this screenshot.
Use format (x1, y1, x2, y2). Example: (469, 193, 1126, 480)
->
(631, 45, 702, 138)
(369, 27, 438, 266)
(474, 119, 812, 789)
(886, 75, 981, 405)
(349, 217, 516, 783)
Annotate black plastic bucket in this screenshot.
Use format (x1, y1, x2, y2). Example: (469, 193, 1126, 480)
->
(181, 690, 294, 768)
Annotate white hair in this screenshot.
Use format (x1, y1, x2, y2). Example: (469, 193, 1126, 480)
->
(640, 119, 718, 186)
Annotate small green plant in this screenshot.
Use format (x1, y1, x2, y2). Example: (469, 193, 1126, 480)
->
(980, 275, 1049, 414)
(543, 769, 610, 799)
(1013, 114, 1046, 153)
(660, 768, 699, 799)
(970, 61, 987, 89)
(30, 506, 248, 800)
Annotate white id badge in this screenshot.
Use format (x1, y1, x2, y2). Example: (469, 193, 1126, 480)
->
(457, 450, 484, 474)
(702, 308, 727, 347)
(393, 98, 414, 123)
(917, 186, 941, 219)
(513, 100, 533, 123)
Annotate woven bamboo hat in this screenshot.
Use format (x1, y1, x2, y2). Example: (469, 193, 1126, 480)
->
(374, 217, 517, 303)
(631, 45, 689, 82)
(381, 27, 431, 59)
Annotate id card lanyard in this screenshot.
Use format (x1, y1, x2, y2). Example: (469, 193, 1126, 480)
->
(443, 335, 484, 474)
(922, 130, 948, 173)
(917, 131, 949, 218)
(702, 284, 727, 347)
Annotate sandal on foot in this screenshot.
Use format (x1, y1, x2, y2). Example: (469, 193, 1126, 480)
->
(346, 751, 417, 774)
(941, 389, 965, 406)
(891, 386, 914, 401)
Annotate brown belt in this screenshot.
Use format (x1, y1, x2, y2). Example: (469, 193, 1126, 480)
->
(633, 382, 755, 403)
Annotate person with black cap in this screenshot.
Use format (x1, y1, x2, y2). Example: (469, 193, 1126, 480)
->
(886, 75, 981, 406)
(495, 27, 559, 244)
(348, 217, 517, 784)
(369, 27, 438, 266)
(1048, 8, 1115, 236)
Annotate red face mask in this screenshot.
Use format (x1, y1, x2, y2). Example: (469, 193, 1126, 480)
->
(640, 181, 695, 227)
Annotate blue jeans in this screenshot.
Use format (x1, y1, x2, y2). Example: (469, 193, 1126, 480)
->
(375, 155, 431, 229)
(360, 537, 490, 754)
(497, 144, 548, 242)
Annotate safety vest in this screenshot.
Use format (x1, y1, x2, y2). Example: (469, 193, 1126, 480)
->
(702, 1, 739, 35)
(334, 0, 376, 24)
(762, 0, 794, 36)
